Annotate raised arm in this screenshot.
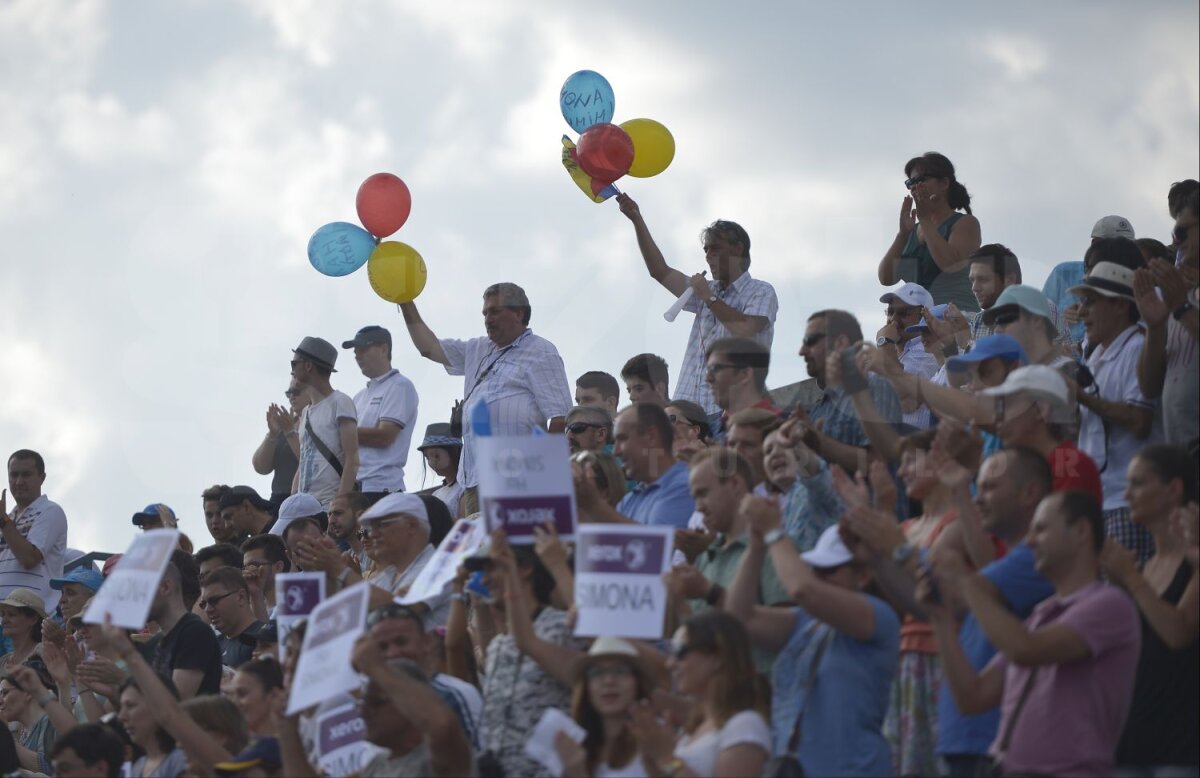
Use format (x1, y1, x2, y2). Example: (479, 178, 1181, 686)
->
(399, 301, 451, 365)
(616, 193, 688, 297)
(879, 197, 916, 285)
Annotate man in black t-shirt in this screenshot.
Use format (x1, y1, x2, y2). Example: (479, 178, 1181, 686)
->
(199, 566, 262, 669)
(144, 551, 223, 698)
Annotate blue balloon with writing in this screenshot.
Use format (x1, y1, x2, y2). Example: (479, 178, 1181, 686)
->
(560, 70, 615, 133)
(307, 222, 375, 277)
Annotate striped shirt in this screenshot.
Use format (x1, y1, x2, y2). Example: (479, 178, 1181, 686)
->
(441, 328, 572, 487)
(0, 495, 67, 612)
(678, 271, 779, 415)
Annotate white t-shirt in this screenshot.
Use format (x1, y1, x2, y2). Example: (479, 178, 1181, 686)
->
(433, 481, 466, 519)
(354, 369, 419, 492)
(298, 390, 358, 508)
(1079, 325, 1160, 509)
(674, 709, 771, 777)
(1, 495, 67, 611)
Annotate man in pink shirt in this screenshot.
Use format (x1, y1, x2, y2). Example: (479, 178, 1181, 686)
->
(926, 490, 1140, 777)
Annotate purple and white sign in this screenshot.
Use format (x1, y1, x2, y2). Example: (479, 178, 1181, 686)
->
(274, 572, 325, 665)
(84, 530, 179, 630)
(315, 702, 386, 775)
(287, 582, 369, 715)
(477, 435, 576, 543)
(574, 524, 673, 639)
(399, 519, 485, 607)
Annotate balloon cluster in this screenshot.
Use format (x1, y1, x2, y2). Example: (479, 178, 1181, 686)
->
(559, 70, 675, 203)
(306, 173, 428, 304)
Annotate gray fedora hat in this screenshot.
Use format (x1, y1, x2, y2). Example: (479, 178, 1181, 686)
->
(292, 336, 338, 372)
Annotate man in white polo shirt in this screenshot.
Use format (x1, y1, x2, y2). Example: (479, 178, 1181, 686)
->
(1068, 261, 1160, 562)
(343, 325, 419, 501)
(1, 449, 67, 611)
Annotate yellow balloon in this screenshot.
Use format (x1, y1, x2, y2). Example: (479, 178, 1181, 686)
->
(620, 118, 675, 178)
(368, 241, 427, 304)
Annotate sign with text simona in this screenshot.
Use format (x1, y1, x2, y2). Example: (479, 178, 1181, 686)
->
(83, 530, 179, 630)
(574, 524, 673, 639)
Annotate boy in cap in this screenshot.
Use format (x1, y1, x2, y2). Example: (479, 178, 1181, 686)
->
(290, 337, 359, 509)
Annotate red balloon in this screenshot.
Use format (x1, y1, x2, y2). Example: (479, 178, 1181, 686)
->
(356, 173, 412, 238)
(575, 123, 634, 185)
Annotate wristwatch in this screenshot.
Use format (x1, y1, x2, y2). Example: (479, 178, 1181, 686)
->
(336, 567, 352, 585)
(1172, 301, 1195, 321)
(763, 528, 787, 547)
(704, 293, 718, 306)
(877, 336, 898, 347)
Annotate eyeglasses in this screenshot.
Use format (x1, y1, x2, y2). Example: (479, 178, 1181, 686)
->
(904, 174, 935, 189)
(566, 422, 604, 435)
(704, 363, 740, 378)
(801, 333, 826, 348)
(198, 591, 238, 610)
(992, 310, 1021, 326)
(585, 664, 634, 681)
(667, 414, 699, 428)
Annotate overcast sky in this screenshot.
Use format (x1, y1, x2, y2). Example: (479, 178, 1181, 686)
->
(2, 0, 1197, 555)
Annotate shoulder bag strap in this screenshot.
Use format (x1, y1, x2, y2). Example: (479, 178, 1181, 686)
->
(463, 344, 516, 406)
(304, 411, 343, 476)
(785, 622, 835, 755)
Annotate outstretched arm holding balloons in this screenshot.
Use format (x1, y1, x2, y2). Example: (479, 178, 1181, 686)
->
(616, 193, 689, 298)
(399, 301, 450, 366)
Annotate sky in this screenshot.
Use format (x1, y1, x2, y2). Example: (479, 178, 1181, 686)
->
(1, 0, 1197, 556)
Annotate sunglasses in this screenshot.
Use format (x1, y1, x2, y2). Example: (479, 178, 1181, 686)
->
(566, 422, 603, 435)
(886, 306, 918, 319)
(284, 389, 301, 398)
(585, 664, 634, 681)
(704, 363, 740, 378)
(904, 174, 936, 189)
(289, 359, 305, 369)
(366, 602, 423, 629)
(198, 590, 238, 610)
(992, 311, 1020, 326)
(802, 332, 826, 348)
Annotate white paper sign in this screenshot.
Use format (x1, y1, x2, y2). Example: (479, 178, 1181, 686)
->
(477, 434, 576, 544)
(574, 524, 674, 639)
(399, 519, 485, 606)
(524, 707, 586, 776)
(315, 702, 388, 776)
(287, 581, 369, 714)
(83, 530, 179, 629)
(274, 572, 326, 665)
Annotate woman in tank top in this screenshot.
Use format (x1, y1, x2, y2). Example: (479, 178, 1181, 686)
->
(1100, 444, 1199, 775)
(879, 152, 982, 311)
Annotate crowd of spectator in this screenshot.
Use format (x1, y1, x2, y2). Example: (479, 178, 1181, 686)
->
(1, 159, 1197, 777)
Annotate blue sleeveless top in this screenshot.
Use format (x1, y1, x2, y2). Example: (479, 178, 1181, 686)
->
(899, 212, 978, 311)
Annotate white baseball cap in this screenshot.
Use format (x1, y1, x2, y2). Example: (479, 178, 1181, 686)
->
(880, 282, 935, 311)
(801, 525, 854, 568)
(980, 365, 1071, 409)
(360, 493, 429, 530)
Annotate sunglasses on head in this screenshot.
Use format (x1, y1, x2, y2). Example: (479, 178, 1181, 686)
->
(905, 174, 936, 189)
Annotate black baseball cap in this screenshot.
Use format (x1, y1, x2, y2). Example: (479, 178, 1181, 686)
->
(342, 325, 391, 349)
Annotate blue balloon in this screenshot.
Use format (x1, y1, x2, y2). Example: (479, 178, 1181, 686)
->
(307, 222, 375, 277)
(560, 70, 615, 133)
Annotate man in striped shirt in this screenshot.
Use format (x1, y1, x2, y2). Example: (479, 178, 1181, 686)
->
(616, 194, 779, 416)
(399, 283, 572, 501)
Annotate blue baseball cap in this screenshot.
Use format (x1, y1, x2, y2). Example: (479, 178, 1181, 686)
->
(50, 567, 105, 593)
(904, 303, 950, 334)
(132, 503, 177, 528)
(946, 334, 1027, 373)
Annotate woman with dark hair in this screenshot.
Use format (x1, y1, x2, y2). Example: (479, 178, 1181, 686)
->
(417, 493, 455, 548)
(478, 529, 574, 777)
(117, 675, 188, 777)
(630, 610, 770, 778)
(1100, 444, 1199, 775)
(0, 661, 59, 774)
(417, 423, 465, 518)
(229, 658, 284, 738)
(571, 451, 628, 507)
(666, 400, 712, 462)
(879, 151, 982, 311)
(0, 589, 45, 670)
(554, 637, 653, 778)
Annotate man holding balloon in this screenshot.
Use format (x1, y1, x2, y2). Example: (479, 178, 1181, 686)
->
(615, 194, 779, 419)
